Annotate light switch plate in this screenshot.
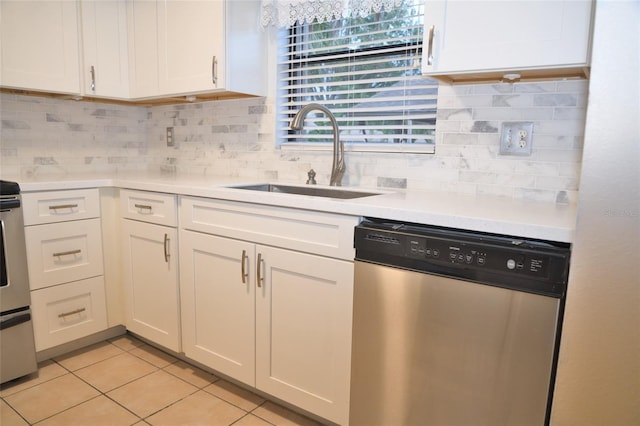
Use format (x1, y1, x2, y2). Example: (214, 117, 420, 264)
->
(500, 122, 533, 156)
(166, 127, 174, 147)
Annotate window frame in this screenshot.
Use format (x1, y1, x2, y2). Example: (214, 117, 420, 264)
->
(276, 3, 437, 154)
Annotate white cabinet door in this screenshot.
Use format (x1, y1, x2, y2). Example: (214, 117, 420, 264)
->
(81, 0, 130, 98)
(422, 0, 593, 81)
(122, 219, 180, 352)
(127, 0, 266, 99)
(0, 0, 81, 94)
(157, 0, 223, 96)
(223, 0, 267, 96)
(255, 245, 354, 426)
(126, 0, 159, 99)
(180, 231, 256, 386)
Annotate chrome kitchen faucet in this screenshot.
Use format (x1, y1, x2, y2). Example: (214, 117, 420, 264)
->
(290, 104, 345, 186)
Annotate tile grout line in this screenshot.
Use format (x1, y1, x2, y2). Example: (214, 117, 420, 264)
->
(67, 359, 149, 425)
(3, 335, 323, 426)
(36, 349, 152, 426)
(1, 395, 32, 426)
(61, 338, 234, 425)
(1, 339, 151, 425)
(1, 357, 81, 426)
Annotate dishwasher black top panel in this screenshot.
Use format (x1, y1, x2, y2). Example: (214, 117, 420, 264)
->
(354, 218, 571, 298)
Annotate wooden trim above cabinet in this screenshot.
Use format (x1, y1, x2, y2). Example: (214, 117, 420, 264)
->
(0, 87, 259, 107)
(428, 66, 590, 85)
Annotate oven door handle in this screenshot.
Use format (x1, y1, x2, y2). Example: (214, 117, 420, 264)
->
(0, 312, 32, 330)
(0, 198, 20, 210)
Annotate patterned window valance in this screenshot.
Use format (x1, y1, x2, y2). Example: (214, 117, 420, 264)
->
(260, 0, 404, 28)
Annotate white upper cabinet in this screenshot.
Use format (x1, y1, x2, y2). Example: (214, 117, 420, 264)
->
(0, 1, 81, 94)
(1, 0, 265, 101)
(128, 0, 267, 100)
(422, 0, 594, 83)
(221, 0, 268, 97)
(126, 0, 159, 99)
(80, 0, 130, 98)
(156, 0, 223, 96)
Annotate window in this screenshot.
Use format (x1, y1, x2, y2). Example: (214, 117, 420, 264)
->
(277, 0, 437, 153)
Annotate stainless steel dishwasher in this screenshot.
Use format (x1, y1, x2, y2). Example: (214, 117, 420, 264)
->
(350, 218, 570, 426)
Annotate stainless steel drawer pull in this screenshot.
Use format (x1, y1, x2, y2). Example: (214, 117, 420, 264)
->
(134, 204, 153, 211)
(427, 25, 435, 66)
(49, 204, 78, 210)
(58, 307, 86, 318)
(241, 250, 249, 284)
(53, 249, 82, 257)
(90, 65, 96, 91)
(164, 233, 170, 263)
(212, 55, 218, 86)
(257, 253, 264, 288)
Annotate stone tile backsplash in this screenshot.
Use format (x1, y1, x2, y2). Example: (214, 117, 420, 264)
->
(0, 79, 587, 203)
(1, 95, 148, 177)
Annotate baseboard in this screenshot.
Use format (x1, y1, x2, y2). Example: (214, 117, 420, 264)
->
(36, 325, 127, 362)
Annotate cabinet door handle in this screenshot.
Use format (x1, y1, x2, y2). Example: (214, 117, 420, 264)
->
(241, 250, 249, 284)
(53, 249, 82, 257)
(49, 204, 78, 211)
(256, 253, 264, 288)
(427, 25, 435, 66)
(90, 65, 96, 91)
(58, 307, 86, 318)
(212, 55, 218, 86)
(163, 233, 170, 263)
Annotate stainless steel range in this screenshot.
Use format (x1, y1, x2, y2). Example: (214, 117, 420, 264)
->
(1, 180, 38, 383)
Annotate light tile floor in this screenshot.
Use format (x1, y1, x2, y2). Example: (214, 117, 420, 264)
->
(0, 334, 324, 426)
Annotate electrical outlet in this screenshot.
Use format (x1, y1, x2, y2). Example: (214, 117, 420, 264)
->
(166, 127, 174, 147)
(500, 122, 533, 156)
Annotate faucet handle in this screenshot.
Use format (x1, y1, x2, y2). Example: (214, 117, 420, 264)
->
(306, 169, 317, 185)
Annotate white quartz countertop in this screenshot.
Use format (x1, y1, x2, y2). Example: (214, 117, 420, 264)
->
(4, 172, 577, 243)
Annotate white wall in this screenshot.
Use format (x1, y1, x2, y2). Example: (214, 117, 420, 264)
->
(551, 1, 640, 424)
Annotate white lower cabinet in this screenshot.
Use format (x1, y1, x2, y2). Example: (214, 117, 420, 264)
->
(120, 189, 180, 352)
(30, 277, 108, 352)
(255, 245, 354, 425)
(22, 189, 108, 352)
(121, 218, 180, 352)
(24, 218, 104, 290)
(180, 196, 356, 425)
(179, 231, 255, 384)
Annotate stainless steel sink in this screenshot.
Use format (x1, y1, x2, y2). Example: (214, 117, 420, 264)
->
(230, 184, 380, 199)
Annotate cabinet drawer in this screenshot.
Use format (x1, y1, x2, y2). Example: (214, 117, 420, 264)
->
(22, 189, 100, 225)
(180, 197, 359, 260)
(25, 218, 104, 290)
(30, 276, 108, 351)
(121, 189, 177, 227)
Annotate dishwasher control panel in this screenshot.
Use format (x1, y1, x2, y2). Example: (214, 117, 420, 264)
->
(355, 219, 571, 297)
(405, 235, 549, 278)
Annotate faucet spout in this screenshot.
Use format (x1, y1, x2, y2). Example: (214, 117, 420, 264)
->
(290, 103, 345, 186)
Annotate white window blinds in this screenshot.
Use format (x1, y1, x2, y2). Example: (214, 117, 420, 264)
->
(277, 0, 438, 152)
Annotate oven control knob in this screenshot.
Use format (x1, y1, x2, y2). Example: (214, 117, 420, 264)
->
(507, 259, 516, 270)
